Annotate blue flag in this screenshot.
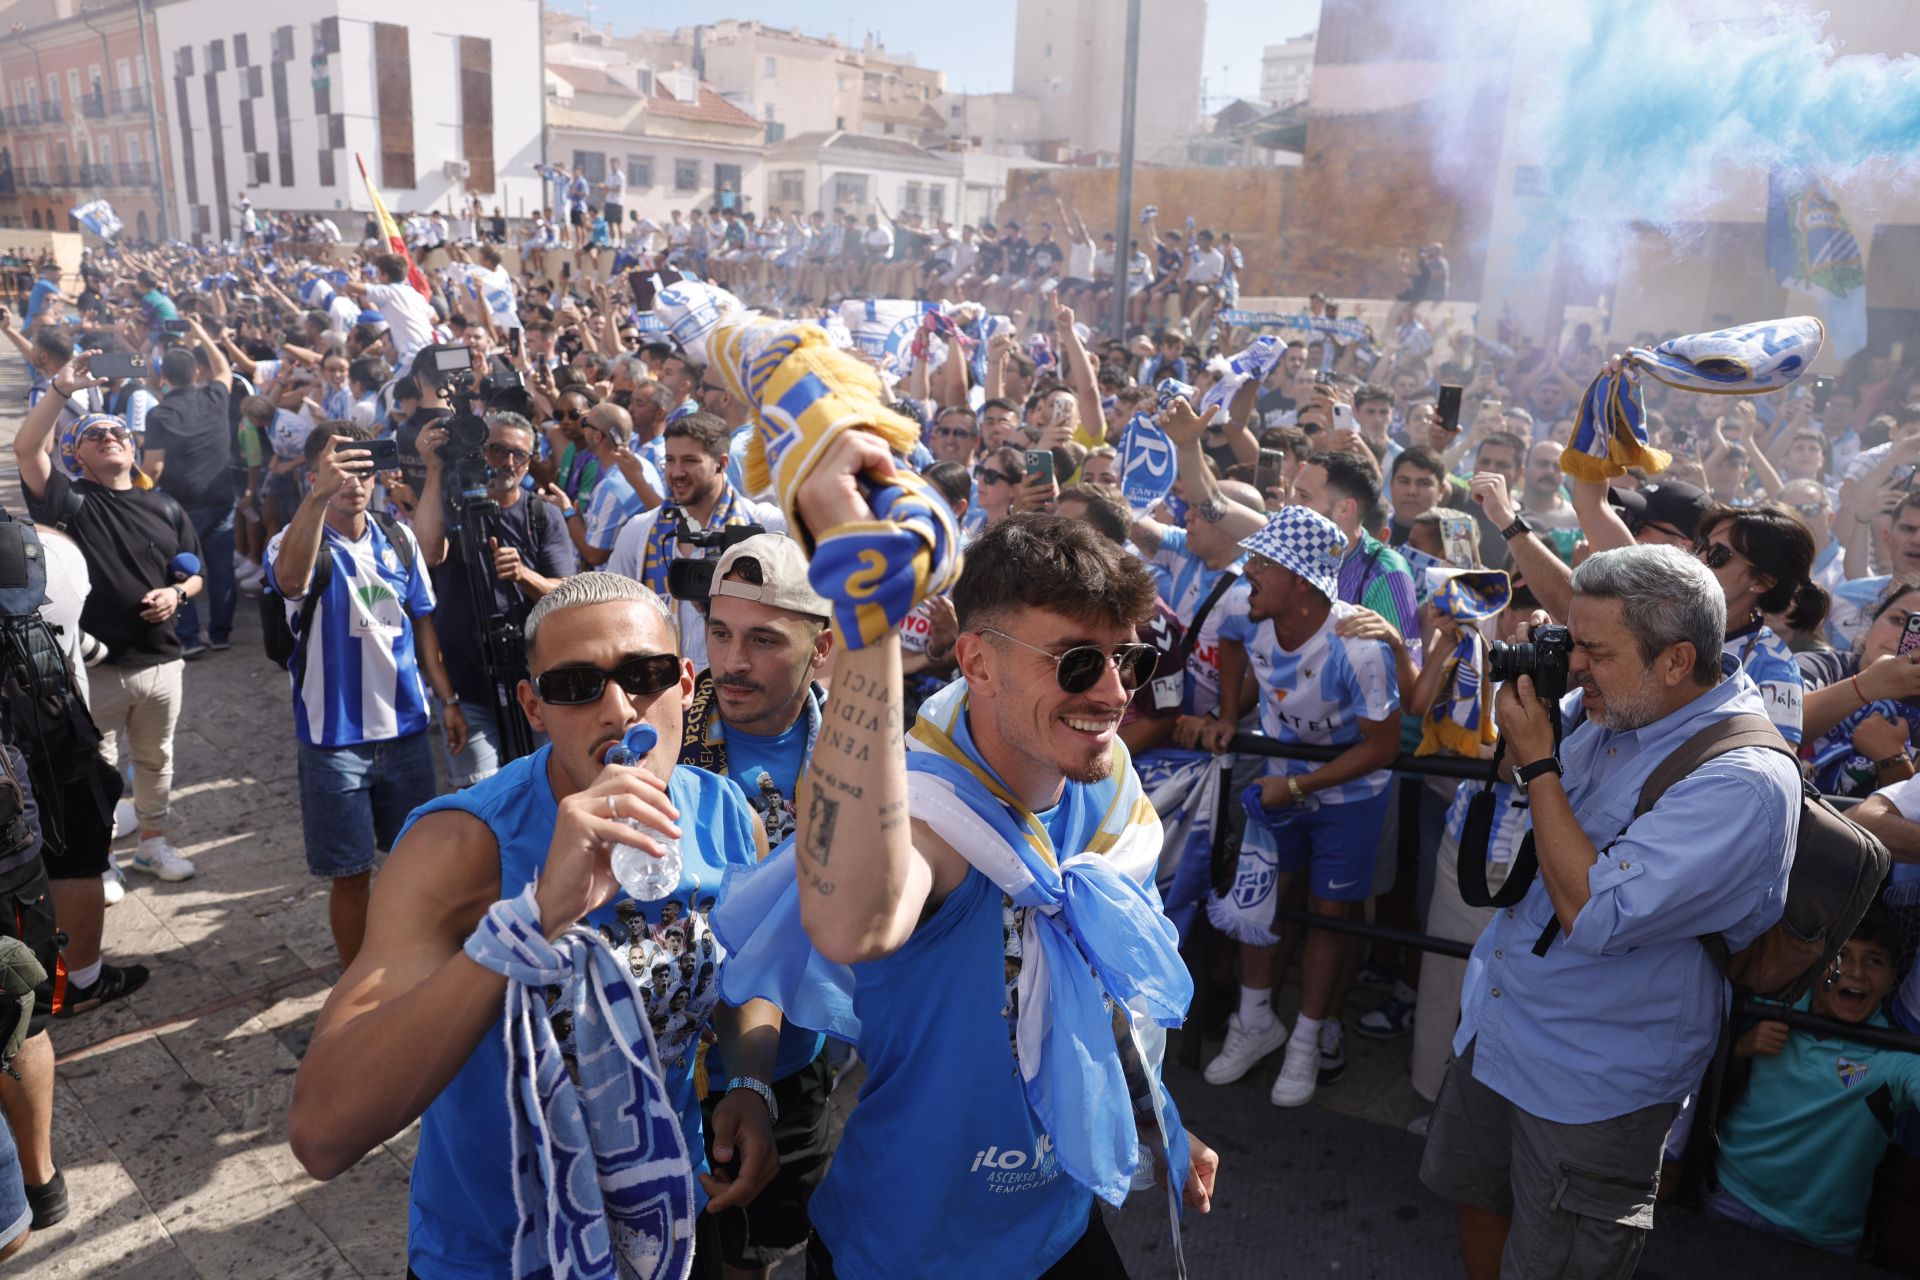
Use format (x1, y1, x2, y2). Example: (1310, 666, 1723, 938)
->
(70, 199, 122, 241)
(1767, 169, 1867, 360)
(1117, 412, 1176, 510)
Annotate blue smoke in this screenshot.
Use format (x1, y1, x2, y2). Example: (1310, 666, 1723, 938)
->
(1395, 0, 1920, 272)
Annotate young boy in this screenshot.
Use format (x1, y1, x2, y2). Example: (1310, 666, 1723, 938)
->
(1709, 904, 1920, 1254)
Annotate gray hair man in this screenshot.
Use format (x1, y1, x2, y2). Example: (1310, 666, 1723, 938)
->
(1420, 545, 1801, 1278)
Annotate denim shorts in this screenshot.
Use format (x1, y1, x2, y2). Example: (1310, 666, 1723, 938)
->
(296, 730, 438, 878)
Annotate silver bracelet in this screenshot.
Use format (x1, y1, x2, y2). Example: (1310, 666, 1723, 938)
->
(725, 1075, 778, 1123)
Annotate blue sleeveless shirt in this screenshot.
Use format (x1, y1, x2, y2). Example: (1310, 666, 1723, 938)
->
(806, 845, 1094, 1278)
(402, 746, 758, 1280)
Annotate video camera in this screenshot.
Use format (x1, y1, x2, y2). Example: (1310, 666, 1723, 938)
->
(415, 343, 531, 503)
(1487, 624, 1572, 704)
(666, 521, 767, 604)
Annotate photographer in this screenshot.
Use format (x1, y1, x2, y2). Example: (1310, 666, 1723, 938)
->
(412, 411, 578, 786)
(1419, 545, 1802, 1280)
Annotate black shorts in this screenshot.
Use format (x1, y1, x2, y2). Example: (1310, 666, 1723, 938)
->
(0, 857, 64, 1037)
(604, 201, 623, 223)
(702, 1047, 835, 1268)
(569, 207, 589, 228)
(805, 1202, 1125, 1278)
(40, 755, 119, 881)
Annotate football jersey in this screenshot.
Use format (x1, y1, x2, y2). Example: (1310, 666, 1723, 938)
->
(1221, 600, 1400, 804)
(1726, 624, 1804, 746)
(1150, 526, 1244, 716)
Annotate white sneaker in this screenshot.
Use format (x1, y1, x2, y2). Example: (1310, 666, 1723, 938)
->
(124, 836, 196, 882)
(1269, 1029, 1322, 1108)
(101, 863, 126, 905)
(112, 799, 137, 840)
(1203, 1012, 1289, 1085)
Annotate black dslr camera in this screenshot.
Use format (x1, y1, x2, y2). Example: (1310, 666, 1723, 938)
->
(666, 521, 767, 604)
(1487, 624, 1572, 703)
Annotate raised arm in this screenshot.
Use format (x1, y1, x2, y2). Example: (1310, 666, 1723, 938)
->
(1054, 301, 1104, 440)
(1472, 472, 1574, 620)
(1164, 396, 1267, 543)
(790, 434, 965, 966)
(187, 314, 230, 385)
(14, 352, 104, 501)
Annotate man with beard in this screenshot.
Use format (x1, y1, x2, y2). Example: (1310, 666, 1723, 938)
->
(684, 534, 836, 1280)
(606, 413, 783, 671)
(1420, 545, 1800, 1280)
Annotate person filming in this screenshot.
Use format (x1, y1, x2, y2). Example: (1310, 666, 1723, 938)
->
(1419, 545, 1802, 1279)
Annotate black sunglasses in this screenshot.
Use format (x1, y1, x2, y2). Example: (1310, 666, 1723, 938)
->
(1694, 541, 1737, 571)
(980, 627, 1158, 695)
(975, 466, 1016, 486)
(534, 654, 681, 706)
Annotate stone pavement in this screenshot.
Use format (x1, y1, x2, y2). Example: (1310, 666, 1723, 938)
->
(0, 363, 1874, 1278)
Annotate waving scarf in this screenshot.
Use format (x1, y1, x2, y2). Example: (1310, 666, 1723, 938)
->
(711, 679, 1194, 1238)
(638, 489, 748, 598)
(1563, 316, 1825, 482)
(1196, 335, 1283, 421)
(1417, 569, 1511, 758)
(656, 280, 959, 649)
(464, 887, 696, 1280)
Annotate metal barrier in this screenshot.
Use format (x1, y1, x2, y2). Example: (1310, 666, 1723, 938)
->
(1176, 734, 1917, 1063)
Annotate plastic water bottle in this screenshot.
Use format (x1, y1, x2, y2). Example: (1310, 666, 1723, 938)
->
(603, 723, 682, 901)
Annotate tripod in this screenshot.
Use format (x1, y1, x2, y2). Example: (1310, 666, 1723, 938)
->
(446, 489, 536, 765)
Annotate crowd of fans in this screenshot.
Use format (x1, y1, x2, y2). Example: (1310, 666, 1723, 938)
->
(3, 197, 1920, 1278)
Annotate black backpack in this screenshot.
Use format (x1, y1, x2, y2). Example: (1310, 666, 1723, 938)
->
(260, 511, 417, 683)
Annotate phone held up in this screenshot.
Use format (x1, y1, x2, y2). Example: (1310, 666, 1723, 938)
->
(1436, 384, 1464, 434)
(1024, 449, 1055, 484)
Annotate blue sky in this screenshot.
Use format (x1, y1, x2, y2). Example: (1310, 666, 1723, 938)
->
(555, 1, 1323, 108)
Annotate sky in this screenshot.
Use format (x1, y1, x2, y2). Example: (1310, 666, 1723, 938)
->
(553, 0, 1324, 109)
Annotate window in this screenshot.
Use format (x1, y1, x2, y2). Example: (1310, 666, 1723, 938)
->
(774, 169, 805, 204)
(66, 69, 81, 102)
(928, 185, 944, 220)
(572, 151, 605, 183)
(373, 23, 414, 188)
(714, 162, 741, 199)
(831, 173, 867, 207)
(272, 25, 295, 60)
(627, 154, 652, 188)
(764, 102, 776, 121)
(763, 56, 776, 78)
(458, 36, 495, 192)
(674, 158, 699, 191)
(116, 58, 132, 90)
(950, 103, 962, 118)
(902, 181, 922, 213)
(765, 122, 785, 143)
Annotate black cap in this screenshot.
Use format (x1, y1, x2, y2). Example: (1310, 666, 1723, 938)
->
(1608, 479, 1711, 541)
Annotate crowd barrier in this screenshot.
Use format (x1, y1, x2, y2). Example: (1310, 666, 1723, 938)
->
(1173, 734, 1917, 1068)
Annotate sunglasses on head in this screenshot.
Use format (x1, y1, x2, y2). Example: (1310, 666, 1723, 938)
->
(534, 654, 682, 706)
(975, 466, 1016, 486)
(980, 627, 1159, 695)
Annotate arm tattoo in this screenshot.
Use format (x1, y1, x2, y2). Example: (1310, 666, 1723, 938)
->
(803, 780, 840, 867)
(801, 864, 836, 897)
(1195, 491, 1229, 524)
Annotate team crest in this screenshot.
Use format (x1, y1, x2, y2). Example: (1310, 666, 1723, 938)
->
(1837, 1057, 1869, 1090)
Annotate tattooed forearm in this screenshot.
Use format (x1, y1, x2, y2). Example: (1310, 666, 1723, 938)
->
(803, 781, 840, 866)
(801, 864, 836, 897)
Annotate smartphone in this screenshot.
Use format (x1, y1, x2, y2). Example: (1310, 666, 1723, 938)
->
(1314, 371, 1333, 387)
(507, 326, 523, 360)
(1436, 384, 1464, 433)
(1899, 610, 1920, 658)
(1256, 448, 1284, 494)
(1813, 375, 1835, 413)
(1442, 514, 1476, 567)
(1024, 449, 1055, 483)
(351, 437, 402, 467)
(89, 352, 148, 380)
(160, 319, 190, 337)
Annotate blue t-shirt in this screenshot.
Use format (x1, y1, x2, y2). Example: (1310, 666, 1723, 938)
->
(583, 467, 645, 552)
(807, 807, 1094, 1279)
(1717, 994, 1920, 1249)
(405, 751, 758, 1279)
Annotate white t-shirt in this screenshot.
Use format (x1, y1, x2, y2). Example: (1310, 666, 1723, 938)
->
(39, 529, 91, 706)
(364, 281, 437, 369)
(1185, 247, 1225, 284)
(605, 498, 786, 674)
(606, 168, 627, 201)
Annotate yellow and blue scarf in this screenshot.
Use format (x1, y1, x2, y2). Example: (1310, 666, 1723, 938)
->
(639, 490, 750, 598)
(1418, 569, 1511, 758)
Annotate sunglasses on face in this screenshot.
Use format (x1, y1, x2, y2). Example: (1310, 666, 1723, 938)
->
(534, 654, 682, 706)
(558, 408, 583, 421)
(484, 442, 532, 466)
(975, 466, 1016, 486)
(79, 424, 132, 444)
(932, 425, 976, 440)
(1792, 501, 1828, 520)
(980, 627, 1158, 695)
(1694, 541, 1738, 571)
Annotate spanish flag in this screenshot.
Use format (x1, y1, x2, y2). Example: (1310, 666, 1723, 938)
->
(355, 153, 429, 298)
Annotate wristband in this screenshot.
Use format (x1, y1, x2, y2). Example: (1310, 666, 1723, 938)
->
(562, 507, 580, 520)
(1852, 673, 1869, 706)
(1500, 515, 1531, 542)
(725, 1076, 778, 1123)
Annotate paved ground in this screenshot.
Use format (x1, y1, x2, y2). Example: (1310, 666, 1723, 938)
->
(0, 361, 1881, 1277)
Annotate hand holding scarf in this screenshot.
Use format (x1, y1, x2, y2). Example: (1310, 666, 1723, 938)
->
(1418, 569, 1511, 758)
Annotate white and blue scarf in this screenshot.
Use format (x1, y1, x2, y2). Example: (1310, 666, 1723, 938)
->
(464, 888, 697, 1280)
(711, 679, 1194, 1221)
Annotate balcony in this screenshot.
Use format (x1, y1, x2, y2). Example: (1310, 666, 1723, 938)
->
(0, 171, 13, 197)
(80, 92, 105, 120)
(112, 85, 150, 115)
(120, 161, 154, 187)
(39, 101, 61, 123)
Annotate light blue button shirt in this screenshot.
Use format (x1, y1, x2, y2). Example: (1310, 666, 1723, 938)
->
(1455, 671, 1800, 1124)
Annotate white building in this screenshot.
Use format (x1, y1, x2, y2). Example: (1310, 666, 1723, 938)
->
(152, 0, 546, 242)
(1260, 31, 1315, 108)
(545, 60, 765, 224)
(762, 130, 960, 223)
(932, 91, 1045, 158)
(1011, 0, 1204, 161)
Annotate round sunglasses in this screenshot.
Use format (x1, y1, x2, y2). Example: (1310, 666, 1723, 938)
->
(980, 627, 1158, 694)
(534, 654, 681, 705)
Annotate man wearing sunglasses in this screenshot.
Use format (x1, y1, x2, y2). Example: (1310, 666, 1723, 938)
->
(927, 407, 981, 468)
(1204, 506, 1401, 1109)
(412, 412, 579, 786)
(292, 573, 781, 1280)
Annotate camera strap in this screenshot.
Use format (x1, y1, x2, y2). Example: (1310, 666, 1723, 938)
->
(1456, 736, 1539, 909)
